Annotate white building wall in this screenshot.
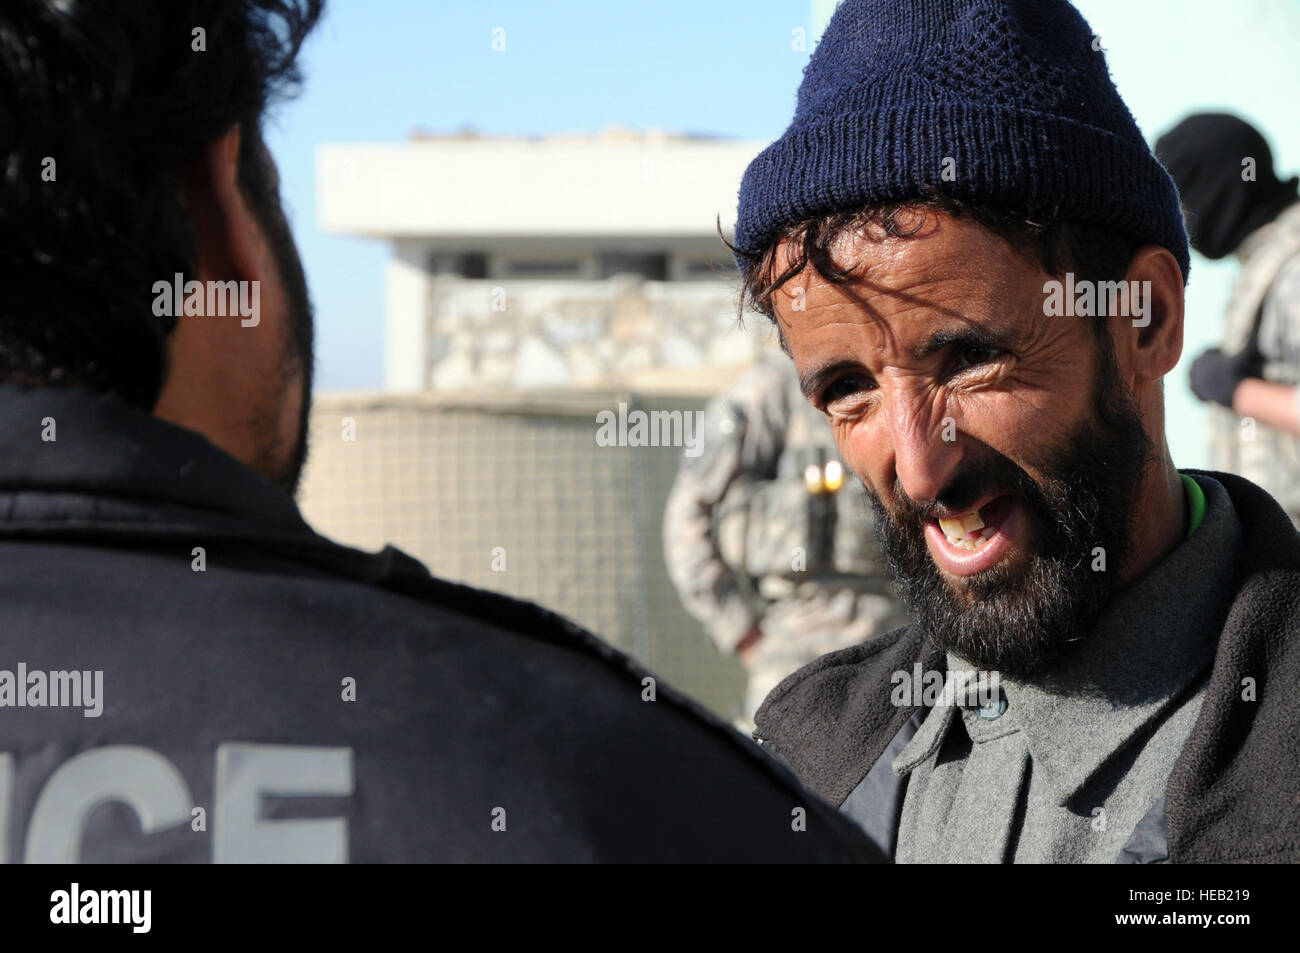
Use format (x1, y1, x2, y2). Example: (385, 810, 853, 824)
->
(317, 139, 763, 240)
(319, 137, 773, 393)
(384, 241, 432, 391)
(425, 275, 774, 395)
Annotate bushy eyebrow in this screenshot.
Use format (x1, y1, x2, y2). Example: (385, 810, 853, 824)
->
(798, 324, 1021, 401)
(799, 360, 859, 402)
(915, 324, 1017, 359)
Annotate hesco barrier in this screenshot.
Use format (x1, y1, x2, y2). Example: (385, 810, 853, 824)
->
(297, 390, 746, 719)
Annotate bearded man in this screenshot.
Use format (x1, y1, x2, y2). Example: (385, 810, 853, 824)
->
(733, 0, 1300, 863)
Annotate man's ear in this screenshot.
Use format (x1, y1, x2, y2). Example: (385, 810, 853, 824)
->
(179, 125, 265, 288)
(1111, 244, 1184, 385)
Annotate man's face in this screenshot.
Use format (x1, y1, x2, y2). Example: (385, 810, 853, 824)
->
(772, 212, 1152, 676)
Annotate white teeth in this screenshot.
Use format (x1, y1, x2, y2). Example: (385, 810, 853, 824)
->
(959, 511, 985, 533)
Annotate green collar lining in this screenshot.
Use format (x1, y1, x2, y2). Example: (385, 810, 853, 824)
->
(1181, 473, 1206, 538)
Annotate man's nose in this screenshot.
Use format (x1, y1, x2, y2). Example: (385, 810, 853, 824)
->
(884, 392, 962, 504)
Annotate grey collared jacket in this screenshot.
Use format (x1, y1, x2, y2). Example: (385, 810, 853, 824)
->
(754, 470, 1300, 863)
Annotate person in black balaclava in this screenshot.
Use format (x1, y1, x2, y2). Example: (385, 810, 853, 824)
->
(1156, 113, 1300, 527)
(1157, 113, 1299, 262)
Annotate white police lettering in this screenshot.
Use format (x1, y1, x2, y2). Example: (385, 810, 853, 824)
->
(26, 746, 191, 863)
(214, 743, 353, 863)
(0, 743, 353, 862)
(0, 754, 11, 864)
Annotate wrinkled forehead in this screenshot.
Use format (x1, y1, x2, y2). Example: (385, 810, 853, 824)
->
(771, 214, 1048, 356)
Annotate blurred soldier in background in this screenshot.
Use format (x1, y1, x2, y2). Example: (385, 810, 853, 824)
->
(1157, 113, 1300, 528)
(664, 352, 906, 732)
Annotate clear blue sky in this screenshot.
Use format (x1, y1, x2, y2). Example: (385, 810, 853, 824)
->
(266, 0, 1300, 469)
(265, 0, 818, 392)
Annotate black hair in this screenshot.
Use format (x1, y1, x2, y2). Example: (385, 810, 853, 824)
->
(729, 188, 1137, 341)
(0, 0, 324, 407)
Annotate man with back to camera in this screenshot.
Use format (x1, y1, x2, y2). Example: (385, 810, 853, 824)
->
(731, 0, 1300, 862)
(0, 0, 881, 863)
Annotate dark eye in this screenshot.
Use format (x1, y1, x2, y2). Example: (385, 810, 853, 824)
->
(826, 371, 868, 397)
(820, 373, 873, 408)
(951, 346, 1002, 372)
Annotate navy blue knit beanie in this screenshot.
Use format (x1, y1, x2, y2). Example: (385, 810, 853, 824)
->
(735, 0, 1190, 284)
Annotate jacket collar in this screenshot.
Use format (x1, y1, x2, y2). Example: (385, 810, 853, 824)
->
(0, 384, 311, 536)
(757, 471, 1300, 861)
(754, 620, 941, 807)
(891, 475, 1238, 807)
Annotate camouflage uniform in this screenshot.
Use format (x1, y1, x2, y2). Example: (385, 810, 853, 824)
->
(663, 353, 906, 732)
(1208, 201, 1300, 529)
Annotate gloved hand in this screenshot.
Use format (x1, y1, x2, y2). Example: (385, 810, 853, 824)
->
(1189, 345, 1263, 408)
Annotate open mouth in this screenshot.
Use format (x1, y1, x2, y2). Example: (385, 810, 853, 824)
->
(936, 495, 1012, 549)
(923, 495, 1020, 577)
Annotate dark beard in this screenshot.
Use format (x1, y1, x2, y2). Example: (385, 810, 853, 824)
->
(867, 334, 1153, 678)
(241, 130, 315, 498)
(262, 204, 313, 499)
